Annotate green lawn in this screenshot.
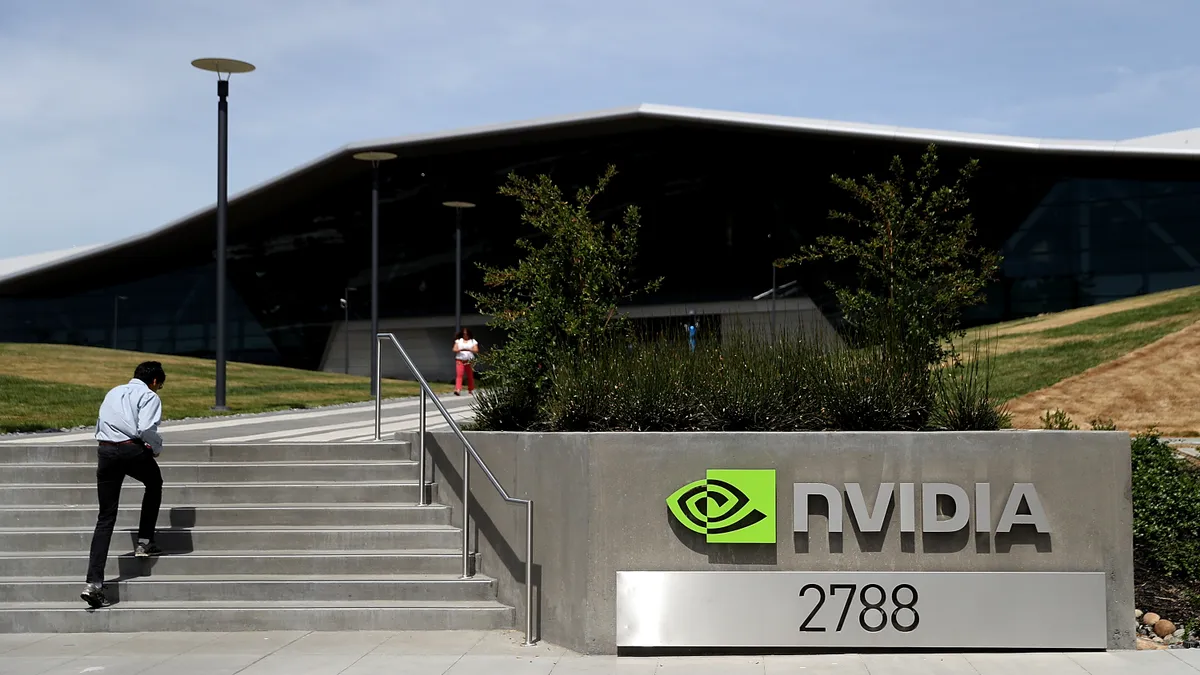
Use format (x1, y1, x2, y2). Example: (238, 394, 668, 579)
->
(0, 343, 452, 434)
(964, 288, 1200, 401)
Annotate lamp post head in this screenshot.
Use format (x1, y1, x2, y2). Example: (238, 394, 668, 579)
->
(442, 201, 476, 209)
(353, 151, 398, 163)
(117, 295, 128, 301)
(191, 58, 256, 80)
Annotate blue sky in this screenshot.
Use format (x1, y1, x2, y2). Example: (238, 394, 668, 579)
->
(2, 0, 1198, 257)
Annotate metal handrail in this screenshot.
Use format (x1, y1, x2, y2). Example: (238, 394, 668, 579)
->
(374, 332, 536, 646)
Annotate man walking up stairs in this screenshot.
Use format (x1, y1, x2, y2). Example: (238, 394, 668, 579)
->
(82, 361, 168, 608)
(0, 436, 512, 631)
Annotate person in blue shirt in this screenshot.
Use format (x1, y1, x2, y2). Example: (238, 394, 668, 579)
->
(686, 314, 698, 352)
(81, 361, 167, 608)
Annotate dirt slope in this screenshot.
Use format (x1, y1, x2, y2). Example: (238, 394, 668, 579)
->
(1006, 320, 1200, 434)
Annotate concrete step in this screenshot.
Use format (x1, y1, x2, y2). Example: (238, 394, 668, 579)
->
(0, 549, 464, 577)
(0, 481, 433, 506)
(0, 574, 496, 603)
(0, 442, 412, 464)
(0, 461, 422, 484)
(0, 525, 462, 552)
(0, 600, 513, 632)
(0, 503, 453, 528)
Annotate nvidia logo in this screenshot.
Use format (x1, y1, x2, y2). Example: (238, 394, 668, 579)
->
(667, 469, 776, 544)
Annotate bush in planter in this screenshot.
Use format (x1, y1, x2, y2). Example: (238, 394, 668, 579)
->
(929, 337, 1011, 431)
(537, 319, 961, 433)
(469, 166, 660, 430)
(777, 144, 1000, 367)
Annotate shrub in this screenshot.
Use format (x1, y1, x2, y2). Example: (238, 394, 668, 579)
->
(1090, 417, 1118, 431)
(469, 166, 660, 429)
(778, 144, 1001, 366)
(1040, 409, 1079, 430)
(1131, 429, 1200, 580)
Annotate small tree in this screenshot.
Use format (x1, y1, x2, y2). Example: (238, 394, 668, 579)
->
(470, 165, 660, 428)
(778, 144, 1000, 364)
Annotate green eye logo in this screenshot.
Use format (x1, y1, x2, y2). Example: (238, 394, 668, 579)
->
(667, 469, 776, 544)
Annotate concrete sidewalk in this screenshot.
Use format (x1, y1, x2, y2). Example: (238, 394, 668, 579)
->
(0, 393, 474, 446)
(0, 630, 1196, 674)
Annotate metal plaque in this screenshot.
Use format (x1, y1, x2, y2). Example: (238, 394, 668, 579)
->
(616, 571, 1106, 649)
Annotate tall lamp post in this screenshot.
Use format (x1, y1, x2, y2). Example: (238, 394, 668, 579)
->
(340, 286, 355, 374)
(442, 201, 476, 334)
(191, 57, 255, 411)
(353, 151, 397, 398)
(112, 295, 128, 350)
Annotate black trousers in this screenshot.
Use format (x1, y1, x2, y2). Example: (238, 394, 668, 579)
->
(86, 443, 163, 584)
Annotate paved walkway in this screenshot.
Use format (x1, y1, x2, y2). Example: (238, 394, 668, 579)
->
(0, 394, 474, 446)
(0, 631, 1195, 674)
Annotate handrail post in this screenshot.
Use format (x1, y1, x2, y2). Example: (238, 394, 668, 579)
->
(524, 501, 534, 646)
(461, 441, 471, 578)
(373, 334, 383, 441)
(418, 390, 427, 506)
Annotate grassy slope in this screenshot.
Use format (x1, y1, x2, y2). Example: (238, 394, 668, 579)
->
(0, 343, 451, 434)
(961, 288, 1200, 403)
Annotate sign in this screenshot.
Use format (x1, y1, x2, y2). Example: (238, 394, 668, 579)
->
(615, 571, 1106, 649)
(668, 471, 1051, 544)
(667, 469, 776, 544)
(794, 482, 1051, 534)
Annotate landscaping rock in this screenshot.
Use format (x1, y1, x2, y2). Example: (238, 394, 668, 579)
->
(1144, 612, 1162, 626)
(1136, 609, 1144, 619)
(1139, 636, 1168, 650)
(1155, 619, 1177, 638)
(1175, 628, 1186, 639)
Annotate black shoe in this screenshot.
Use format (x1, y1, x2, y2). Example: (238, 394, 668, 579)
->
(135, 542, 163, 558)
(81, 583, 107, 608)
(453, 391, 461, 396)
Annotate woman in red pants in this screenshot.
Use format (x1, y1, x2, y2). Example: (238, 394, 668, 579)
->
(452, 329, 479, 395)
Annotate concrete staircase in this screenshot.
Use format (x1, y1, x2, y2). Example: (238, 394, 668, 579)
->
(0, 442, 513, 632)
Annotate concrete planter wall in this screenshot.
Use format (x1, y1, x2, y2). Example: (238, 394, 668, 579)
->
(410, 430, 1134, 654)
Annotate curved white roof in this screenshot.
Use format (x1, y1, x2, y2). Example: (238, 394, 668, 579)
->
(5, 103, 1200, 288)
(0, 244, 106, 282)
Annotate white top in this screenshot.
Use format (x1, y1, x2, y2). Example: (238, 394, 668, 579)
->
(454, 338, 478, 362)
(94, 379, 164, 455)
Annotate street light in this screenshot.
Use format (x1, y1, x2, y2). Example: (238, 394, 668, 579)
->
(340, 287, 356, 374)
(768, 233, 777, 340)
(192, 57, 255, 411)
(353, 151, 398, 398)
(442, 201, 476, 334)
(112, 295, 128, 350)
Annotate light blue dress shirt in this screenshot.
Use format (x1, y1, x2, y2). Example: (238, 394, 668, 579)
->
(94, 379, 164, 456)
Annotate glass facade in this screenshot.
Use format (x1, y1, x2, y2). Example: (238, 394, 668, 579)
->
(4, 120, 1200, 370)
(991, 178, 1200, 318)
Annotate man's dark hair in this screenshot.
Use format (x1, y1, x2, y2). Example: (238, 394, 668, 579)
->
(133, 361, 166, 386)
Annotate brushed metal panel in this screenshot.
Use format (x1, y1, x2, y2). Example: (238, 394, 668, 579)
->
(616, 571, 1106, 649)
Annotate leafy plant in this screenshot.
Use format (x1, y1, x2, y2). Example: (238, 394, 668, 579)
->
(778, 144, 1000, 365)
(1090, 417, 1118, 431)
(1040, 409, 1079, 430)
(1131, 429, 1200, 580)
(469, 166, 660, 429)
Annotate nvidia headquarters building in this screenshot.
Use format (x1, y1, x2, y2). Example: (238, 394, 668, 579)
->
(2, 104, 1199, 381)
